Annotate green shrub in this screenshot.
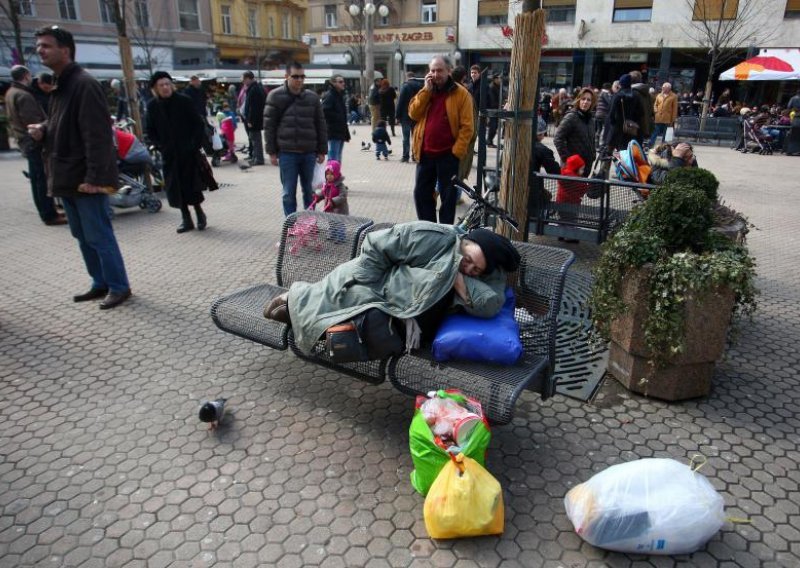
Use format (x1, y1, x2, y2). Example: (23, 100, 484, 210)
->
(637, 183, 714, 253)
(663, 167, 719, 202)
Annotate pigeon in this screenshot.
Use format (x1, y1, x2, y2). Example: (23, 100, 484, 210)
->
(199, 398, 227, 430)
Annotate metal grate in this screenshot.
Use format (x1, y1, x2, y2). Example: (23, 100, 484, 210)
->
(554, 271, 608, 401)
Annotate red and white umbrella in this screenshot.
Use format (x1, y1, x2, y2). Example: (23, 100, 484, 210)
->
(719, 49, 800, 81)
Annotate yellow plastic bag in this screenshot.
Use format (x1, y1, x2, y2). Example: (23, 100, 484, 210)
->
(423, 453, 504, 539)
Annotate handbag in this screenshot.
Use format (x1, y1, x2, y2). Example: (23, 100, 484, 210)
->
(621, 100, 639, 137)
(325, 308, 405, 363)
(196, 151, 219, 191)
(586, 157, 607, 199)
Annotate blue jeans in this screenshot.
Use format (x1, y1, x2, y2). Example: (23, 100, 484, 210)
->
(279, 152, 316, 216)
(27, 148, 59, 222)
(401, 120, 413, 161)
(327, 139, 344, 163)
(62, 194, 130, 294)
(649, 123, 669, 147)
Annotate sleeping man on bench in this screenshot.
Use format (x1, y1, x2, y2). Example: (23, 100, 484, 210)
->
(263, 221, 521, 358)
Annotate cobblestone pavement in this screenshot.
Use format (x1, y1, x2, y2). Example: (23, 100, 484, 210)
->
(1, 126, 798, 568)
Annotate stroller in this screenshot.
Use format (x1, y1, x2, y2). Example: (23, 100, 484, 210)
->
(739, 117, 774, 155)
(111, 128, 162, 213)
(208, 113, 239, 167)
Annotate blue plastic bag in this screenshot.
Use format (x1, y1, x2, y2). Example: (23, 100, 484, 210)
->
(432, 287, 522, 365)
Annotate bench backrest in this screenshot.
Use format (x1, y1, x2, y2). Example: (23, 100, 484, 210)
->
(675, 116, 700, 132)
(276, 211, 374, 288)
(512, 243, 575, 371)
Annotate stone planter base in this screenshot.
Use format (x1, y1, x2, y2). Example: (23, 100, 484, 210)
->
(608, 341, 715, 400)
(607, 267, 736, 401)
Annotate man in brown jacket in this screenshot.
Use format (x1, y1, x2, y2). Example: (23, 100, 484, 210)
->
(4, 65, 65, 226)
(29, 26, 132, 309)
(650, 82, 678, 147)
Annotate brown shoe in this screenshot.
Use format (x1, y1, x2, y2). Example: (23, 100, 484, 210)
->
(44, 214, 68, 226)
(99, 289, 132, 310)
(264, 293, 290, 323)
(74, 288, 109, 302)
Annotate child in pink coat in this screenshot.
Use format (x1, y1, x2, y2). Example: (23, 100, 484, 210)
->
(311, 159, 349, 215)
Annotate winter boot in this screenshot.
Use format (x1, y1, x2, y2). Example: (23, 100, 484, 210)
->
(177, 206, 194, 233)
(195, 204, 207, 230)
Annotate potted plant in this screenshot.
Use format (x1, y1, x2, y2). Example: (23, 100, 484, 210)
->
(588, 168, 757, 400)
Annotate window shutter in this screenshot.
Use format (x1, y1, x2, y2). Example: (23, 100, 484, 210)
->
(693, 0, 739, 20)
(614, 0, 653, 8)
(478, 0, 508, 17)
(542, 0, 576, 7)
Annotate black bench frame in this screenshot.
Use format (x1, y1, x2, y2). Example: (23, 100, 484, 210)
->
(211, 211, 575, 425)
(673, 116, 740, 146)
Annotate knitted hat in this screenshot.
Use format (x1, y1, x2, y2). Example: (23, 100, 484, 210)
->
(464, 229, 521, 274)
(619, 74, 632, 89)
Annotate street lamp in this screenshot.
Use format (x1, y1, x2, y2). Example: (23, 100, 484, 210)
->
(349, 2, 390, 98)
(393, 40, 404, 79)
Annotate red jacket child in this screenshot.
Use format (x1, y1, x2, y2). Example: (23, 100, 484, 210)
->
(556, 154, 588, 205)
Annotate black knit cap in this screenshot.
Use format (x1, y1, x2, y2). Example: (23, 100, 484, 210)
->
(464, 229, 521, 274)
(149, 71, 173, 89)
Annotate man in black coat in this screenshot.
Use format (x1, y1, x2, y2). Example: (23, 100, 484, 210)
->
(243, 71, 266, 165)
(183, 75, 208, 118)
(322, 74, 350, 164)
(395, 72, 423, 162)
(528, 117, 560, 218)
(486, 74, 503, 147)
(604, 74, 644, 153)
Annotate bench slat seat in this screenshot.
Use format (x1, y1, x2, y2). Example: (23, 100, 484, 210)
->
(387, 243, 574, 425)
(210, 211, 374, 350)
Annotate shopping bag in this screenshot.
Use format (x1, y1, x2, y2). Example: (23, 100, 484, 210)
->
(211, 131, 223, 151)
(664, 126, 675, 143)
(564, 457, 725, 555)
(423, 453, 504, 539)
(409, 390, 491, 496)
(312, 162, 326, 189)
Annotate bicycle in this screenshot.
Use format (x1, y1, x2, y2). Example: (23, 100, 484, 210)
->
(450, 176, 519, 234)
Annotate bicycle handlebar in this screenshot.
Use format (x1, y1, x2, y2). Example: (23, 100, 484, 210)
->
(451, 176, 519, 232)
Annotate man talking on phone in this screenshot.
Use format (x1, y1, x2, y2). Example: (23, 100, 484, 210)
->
(408, 55, 474, 225)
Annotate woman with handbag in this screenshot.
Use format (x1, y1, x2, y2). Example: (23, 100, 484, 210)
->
(146, 71, 210, 233)
(603, 74, 643, 154)
(264, 222, 521, 358)
(554, 87, 596, 174)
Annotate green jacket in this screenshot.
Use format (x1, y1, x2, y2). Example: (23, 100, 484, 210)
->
(288, 222, 507, 354)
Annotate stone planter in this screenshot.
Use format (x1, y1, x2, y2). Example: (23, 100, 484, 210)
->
(607, 266, 736, 401)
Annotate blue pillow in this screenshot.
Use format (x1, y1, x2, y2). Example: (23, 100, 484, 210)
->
(432, 287, 523, 365)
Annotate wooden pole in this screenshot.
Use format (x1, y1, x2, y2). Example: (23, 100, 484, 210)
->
(497, 8, 546, 241)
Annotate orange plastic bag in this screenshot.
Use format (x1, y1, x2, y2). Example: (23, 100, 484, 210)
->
(423, 453, 504, 539)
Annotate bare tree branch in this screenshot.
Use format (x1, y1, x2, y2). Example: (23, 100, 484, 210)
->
(0, 0, 25, 66)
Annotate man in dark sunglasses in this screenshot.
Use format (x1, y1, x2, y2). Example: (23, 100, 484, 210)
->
(263, 62, 328, 216)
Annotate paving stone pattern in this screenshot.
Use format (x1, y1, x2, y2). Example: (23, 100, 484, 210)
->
(1, 127, 798, 567)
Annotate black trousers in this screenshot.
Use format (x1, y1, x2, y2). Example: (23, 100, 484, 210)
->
(413, 152, 460, 225)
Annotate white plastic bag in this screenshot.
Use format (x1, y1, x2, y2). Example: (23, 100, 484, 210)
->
(312, 162, 326, 189)
(211, 131, 223, 151)
(664, 126, 675, 143)
(564, 458, 724, 555)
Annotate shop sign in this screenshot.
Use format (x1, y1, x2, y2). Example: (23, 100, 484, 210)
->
(314, 26, 445, 46)
(603, 52, 648, 63)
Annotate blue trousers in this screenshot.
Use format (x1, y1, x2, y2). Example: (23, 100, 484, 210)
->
(413, 152, 459, 225)
(62, 194, 130, 294)
(327, 139, 344, 163)
(279, 152, 316, 216)
(27, 149, 59, 222)
(401, 120, 413, 161)
(649, 123, 669, 147)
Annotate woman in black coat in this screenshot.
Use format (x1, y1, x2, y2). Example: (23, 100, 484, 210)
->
(146, 71, 208, 233)
(553, 87, 596, 173)
(378, 79, 397, 136)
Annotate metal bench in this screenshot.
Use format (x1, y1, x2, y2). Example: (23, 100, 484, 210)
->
(674, 116, 740, 146)
(528, 172, 652, 244)
(210, 213, 574, 425)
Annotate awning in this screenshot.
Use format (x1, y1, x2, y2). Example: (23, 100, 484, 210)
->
(719, 48, 800, 81)
(403, 52, 441, 65)
(312, 53, 350, 65)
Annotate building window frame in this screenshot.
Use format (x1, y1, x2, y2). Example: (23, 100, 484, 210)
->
(221, 4, 232, 35)
(18, 0, 35, 17)
(692, 0, 739, 21)
(282, 13, 290, 39)
(421, 0, 437, 24)
(785, 0, 800, 18)
(134, 0, 149, 28)
(325, 5, 337, 28)
(269, 16, 275, 37)
(58, 0, 78, 20)
(178, 0, 201, 31)
(248, 7, 259, 37)
(612, 8, 652, 22)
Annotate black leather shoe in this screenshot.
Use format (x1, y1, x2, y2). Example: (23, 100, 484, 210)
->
(196, 209, 207, 230)
(176, 221, 195, 233)
(99, 289, 132, 310)
(73, 288, 108, 302)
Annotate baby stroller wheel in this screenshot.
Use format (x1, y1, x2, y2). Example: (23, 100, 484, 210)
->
(139, 200, 148, 210)
(147, 198, 162, 213)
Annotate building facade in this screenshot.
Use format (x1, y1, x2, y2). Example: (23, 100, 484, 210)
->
(0, 0, 216, 77)
(460, 0, 800, 97)
(305, 0, 460, 87)
(209, 0, 309, 68)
